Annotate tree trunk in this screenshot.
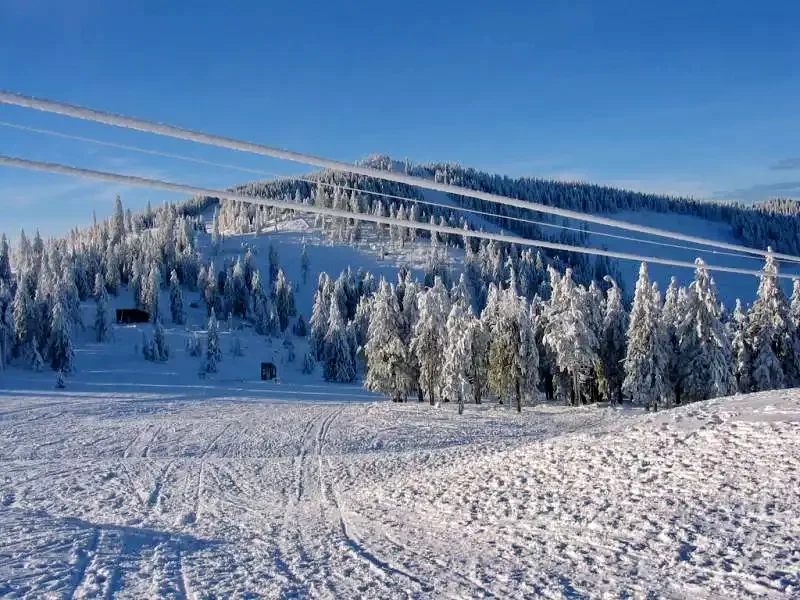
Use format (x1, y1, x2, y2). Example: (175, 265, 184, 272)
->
(515, 379, 522, 413)
(418, 388, 424, 402)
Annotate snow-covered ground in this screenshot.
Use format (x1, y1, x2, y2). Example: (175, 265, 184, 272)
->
(1, 373, 798, 598)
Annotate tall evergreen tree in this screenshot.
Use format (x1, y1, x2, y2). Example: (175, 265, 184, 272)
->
(411, 278, 450, 405)
(204, 309, 222, 373)
(323, 298, 356, 383)
(169, 269, 184, 325)
(677, 259, 736, 403)
(623, 263, 669, 409)
(599, 276, 628, 404)
(48, 299, 74, 374)
(730, 299, 752, 393)
(94, 282, 111, 343)
(746, 251, 798, 390)
(365, 280, 413, 401)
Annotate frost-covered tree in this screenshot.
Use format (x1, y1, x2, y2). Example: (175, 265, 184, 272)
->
(411, 278, 450, 405)
(677, 260, 735, 403)
(203, 309, 222, 373)
(487, 288, 538, 412)
(599, 276, 628, 404)
(143, 264, 161, 322)
(441, 302, 472, 409)
(623, 263, 669, 409)
(274, 269, 294, 331)
(310, 275, 331, 359)
(12, 272, 33, 355)
(169, 269, 184, 325)
(365, 280, 413, 401)
(144, 318, 169, 362)
(323, 297, 356, 383)
(543, 269, 598, 405)
(48, 299, 74, 374)
(730, 299, 752, 393)
(791, 279, 800, 330)
(94, 282, 111, 342)
(746, 251, 798, 390)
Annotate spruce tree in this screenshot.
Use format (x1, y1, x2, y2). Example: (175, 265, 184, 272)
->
(622, 263, 669, 409)
(95, 283, 111, 343)
(731, 299, 752, 393)
(365, 280, 413, 401)
(411, 278, 449, 405)
(746, 251, 797, 390)
(677, 259, 735, 403)
(204, 309, 222, 373)
(600, 276, 628, 404)
(323, 298, 356, 383)
(48, 300, 74, 374)
(169, 269, 184, 325)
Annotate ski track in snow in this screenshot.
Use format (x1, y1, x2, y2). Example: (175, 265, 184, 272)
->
(0, 384, 798, 598)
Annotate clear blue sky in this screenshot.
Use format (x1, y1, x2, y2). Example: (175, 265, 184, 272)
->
(1, 0, 799, 237)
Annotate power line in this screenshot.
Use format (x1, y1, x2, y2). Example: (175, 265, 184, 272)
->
(1, 153, 794, 281)
(0, 119, 766, 263)
(3, 90, 798, 264)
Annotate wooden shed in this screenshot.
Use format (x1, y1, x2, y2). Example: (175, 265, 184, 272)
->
(261, 362, 277, 381)
(116, 308, 150, 324)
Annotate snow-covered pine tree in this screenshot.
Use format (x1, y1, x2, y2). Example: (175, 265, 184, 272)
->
(464, 311, 489, 404)
(274, 269, 293, 331)
(600, 276, 628, 404)
(791, 279, 800, 329)
(143, 264, 161, 322)
(95, 282, 111, 343)
(487, 287, 538, 412)
(543, 269, 598, 405)
(48, 299, 74, 374)
(364, 279, 413, 402)
(746, 251, 798, 390)
(169, 269, 184, 325)
(323, 297, 356, 383)
(441, 302, 472, 409)
(411, 278, 450, 405)
(622, 263, 669, 409)
(730, 299, 752, 393)
(310, 275, 331, 360)
(204, 309, 222, 373)
(677, 259, 736, 403)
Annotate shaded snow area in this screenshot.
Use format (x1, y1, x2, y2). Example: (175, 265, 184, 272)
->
(1, 382, 798, 598)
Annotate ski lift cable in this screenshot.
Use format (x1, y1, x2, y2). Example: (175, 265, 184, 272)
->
(1, 153, 795, 281)
(2, 90, 798, 264)
(0, 119, 766, 263)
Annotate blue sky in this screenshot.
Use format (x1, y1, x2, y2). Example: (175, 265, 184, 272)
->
(1, 0, 799, 237)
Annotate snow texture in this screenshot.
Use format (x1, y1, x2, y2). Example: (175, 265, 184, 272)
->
(0, 368, 798, 598)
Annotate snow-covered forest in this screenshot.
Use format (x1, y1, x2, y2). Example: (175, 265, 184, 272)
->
(2, 174, 800, 414)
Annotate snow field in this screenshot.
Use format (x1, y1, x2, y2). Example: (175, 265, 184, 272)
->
(1, 382, 798, 598)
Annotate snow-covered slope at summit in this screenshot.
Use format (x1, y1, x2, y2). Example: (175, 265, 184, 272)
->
(1, 376, 798, 598)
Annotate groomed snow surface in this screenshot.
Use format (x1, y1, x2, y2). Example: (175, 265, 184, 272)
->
(1, 377, 798, 599)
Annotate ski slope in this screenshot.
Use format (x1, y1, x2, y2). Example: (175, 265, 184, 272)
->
(1, 372, 798, 598)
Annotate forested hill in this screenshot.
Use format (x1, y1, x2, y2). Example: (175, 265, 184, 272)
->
(376, 155, 800, 257)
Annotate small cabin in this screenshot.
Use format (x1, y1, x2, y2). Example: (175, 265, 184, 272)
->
(116, 308, 150, 324)
(261, 362, 277, 381)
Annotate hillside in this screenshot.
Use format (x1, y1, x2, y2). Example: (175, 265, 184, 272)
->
(215, 155, 800, 304)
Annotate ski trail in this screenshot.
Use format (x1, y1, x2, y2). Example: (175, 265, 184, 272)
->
(147, 460, 175, 509)
(294, 413, 321, 503)
(314, 406, 433, 593)
(67, 528, 99, 599)
(201, 423, 231, 458)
